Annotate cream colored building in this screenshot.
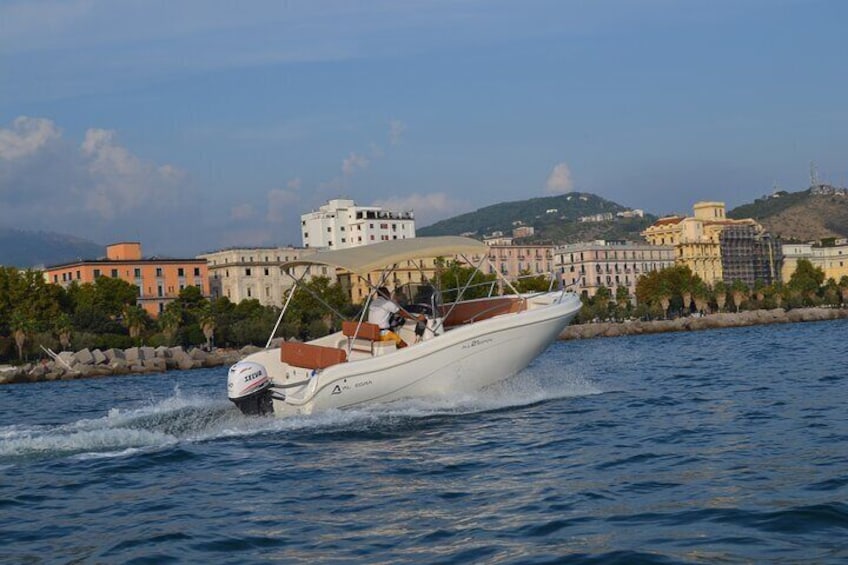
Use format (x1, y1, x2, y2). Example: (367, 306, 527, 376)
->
(555, 240, 675, 299)
(782, 241, 848, 283)
(198, 247, 332, 307)
(642, 202, 762, 285)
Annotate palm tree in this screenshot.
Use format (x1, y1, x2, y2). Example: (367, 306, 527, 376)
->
(713, 281, 728, 312)
(10, 309, 34, 361)
(730, 280, 749, 313)
(55, 313, 73, 351)
(198, 303, 216, 350)
(122, 305, 148, 345)
(158, 305, 182, 345)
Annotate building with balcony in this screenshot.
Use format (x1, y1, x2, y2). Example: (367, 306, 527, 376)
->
(554, 240, 675, 299)
(484, 241, 555, 279)
(43, 242, 208, 317)
(782, 241, 848, 283)
(641, 201, 764, 285)
(301, 199, 415, 249)
(198, 246, 328, 308)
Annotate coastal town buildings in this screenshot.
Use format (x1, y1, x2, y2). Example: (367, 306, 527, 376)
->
(641, 202, 765, 285)
(781, 241, 848, 283)
(554, 240, 675, 299)
(197, 247, 329, 308)
(300, 199, 415, 250)
(43, 242, 209, 317)
(484, 239, 555, 279)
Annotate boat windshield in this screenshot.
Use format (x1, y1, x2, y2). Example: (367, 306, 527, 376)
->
(395, 282, 442, 317)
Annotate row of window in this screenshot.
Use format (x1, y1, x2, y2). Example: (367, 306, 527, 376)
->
(55, 267, 201, 283)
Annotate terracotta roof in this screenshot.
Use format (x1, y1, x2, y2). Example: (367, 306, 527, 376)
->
(652, 217, 683, 226)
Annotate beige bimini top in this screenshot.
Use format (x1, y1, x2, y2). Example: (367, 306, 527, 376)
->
(282, 236, 487, 275)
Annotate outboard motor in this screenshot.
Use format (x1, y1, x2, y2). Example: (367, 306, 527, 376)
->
(227, 361, 273, 416)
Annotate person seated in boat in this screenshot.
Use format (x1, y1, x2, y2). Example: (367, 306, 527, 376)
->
(368, 286, 424, 349)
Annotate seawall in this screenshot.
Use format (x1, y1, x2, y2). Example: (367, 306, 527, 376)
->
(559, 307, 848, 340)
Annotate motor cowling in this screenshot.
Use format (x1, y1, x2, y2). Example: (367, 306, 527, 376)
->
(227, 361, 273, 416)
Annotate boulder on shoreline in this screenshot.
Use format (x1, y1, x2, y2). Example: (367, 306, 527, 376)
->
(559, 307, 848, 340)
(0, 344, 246, 386)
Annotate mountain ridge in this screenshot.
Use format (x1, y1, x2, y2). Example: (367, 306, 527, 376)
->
(0, 228, 104, 268)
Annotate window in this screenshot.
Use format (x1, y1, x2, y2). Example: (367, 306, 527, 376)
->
(194, 268, 200, 276)
(134, 268, 141, 278)
(178, 268, 184, 277)
(158, 285, 164, 297)
(156, 268, 163, 277)
(245, 268, 252, 276)
(93, 269, 101, 278)
(53, 275, 58, 283)
(111, 269, 118, 277)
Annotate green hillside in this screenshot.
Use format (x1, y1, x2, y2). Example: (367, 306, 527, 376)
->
(728, 187, 848, 242)
(418, 192, 655, 243)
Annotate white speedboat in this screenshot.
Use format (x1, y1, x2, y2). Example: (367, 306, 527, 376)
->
(227, 236, 581, 417)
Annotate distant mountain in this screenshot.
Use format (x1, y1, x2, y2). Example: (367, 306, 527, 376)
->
(728, 186, 848, 242)
(418, 193, 656, 243)
(0, 228, 104, 268)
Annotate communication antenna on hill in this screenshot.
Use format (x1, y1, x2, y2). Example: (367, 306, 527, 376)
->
(810, 161, 819, 187)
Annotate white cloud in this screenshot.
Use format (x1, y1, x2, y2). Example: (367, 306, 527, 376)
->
(545, 162, 574, 194)
(80, 127, 185, 218)
(342, 152, 369, 176)
(0, 115, 195, 251)
(267, 188, 300, 223)
(389, 119, 406, 145)
(372, 192, 466, 226)
(0, 116, 62, 160)
(287, 177, 302, 190)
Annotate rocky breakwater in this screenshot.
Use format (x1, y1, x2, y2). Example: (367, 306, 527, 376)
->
(560, 307, 848, 340)
(0, 345, 248, 385)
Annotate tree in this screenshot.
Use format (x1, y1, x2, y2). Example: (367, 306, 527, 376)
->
(730, 280, 749, 312)
(839, 276, 848, 306)
(10, 308, 34, 361)
(713, 281, 728, 312)
(158, 304, 182, 345)
(122, 305, 149, 344)
(513, 269, 551, 293)
(54, 313, 73, 351)
(692, 280, 710, 314)
(787, 259, 825, 298)
(437, 259, 498, 301)
(198, 302, 217, 350)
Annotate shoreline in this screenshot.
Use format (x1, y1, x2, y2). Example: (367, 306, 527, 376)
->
(3, 307, 845, 385)
(558, 307, 848, 340)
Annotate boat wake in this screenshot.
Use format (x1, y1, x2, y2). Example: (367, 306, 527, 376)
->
(0, 367, 600, 463)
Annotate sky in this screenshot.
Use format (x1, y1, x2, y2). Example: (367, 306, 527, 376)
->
(2, 0, 848, 257)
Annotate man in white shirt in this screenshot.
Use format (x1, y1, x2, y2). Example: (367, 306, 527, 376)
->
(368, 286, 423, 348)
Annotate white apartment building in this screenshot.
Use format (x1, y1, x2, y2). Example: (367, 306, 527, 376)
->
(555, 240, 675, 300)
(198, 247, 334, 307)
(301, 199, 416, 249)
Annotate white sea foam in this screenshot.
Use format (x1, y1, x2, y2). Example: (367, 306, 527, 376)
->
(0, 367, 601, 460)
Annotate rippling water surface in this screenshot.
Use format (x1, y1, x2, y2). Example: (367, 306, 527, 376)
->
(2, 320, 848, 563)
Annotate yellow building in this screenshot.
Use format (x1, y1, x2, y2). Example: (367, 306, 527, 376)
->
(642, 202, 762, 285)
(782, 242, 848, 283)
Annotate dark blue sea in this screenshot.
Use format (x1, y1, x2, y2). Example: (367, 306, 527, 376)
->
(2, 320, 848, 564)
